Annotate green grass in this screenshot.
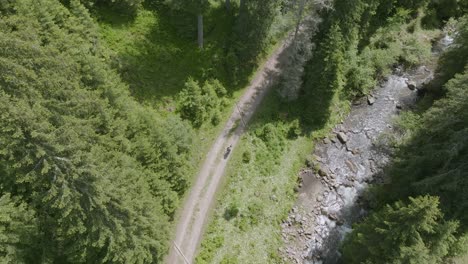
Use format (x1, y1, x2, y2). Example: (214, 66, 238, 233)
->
(97, 5, 233, 109)
(195, 82, 351, 263)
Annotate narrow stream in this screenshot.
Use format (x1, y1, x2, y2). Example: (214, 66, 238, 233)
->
(281, 36, 451, 264)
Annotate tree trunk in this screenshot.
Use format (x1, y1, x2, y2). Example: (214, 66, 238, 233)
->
(197, 14, 203, 49)
(226, 0, 230, 11)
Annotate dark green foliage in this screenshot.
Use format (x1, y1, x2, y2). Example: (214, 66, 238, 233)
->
(379, 68, 468, 227)
(302, 21, 346, 124)
(196, 235, 224, 264)
(0, 194, 38, 263)
(233, 0, 278, 63)
(164, 0, 209, 13)
(374, 19, 468, 228)
(223, 203, 240, 220)
(432, 15, 468, 93)
(422, 0, 467, 28)
(242, 150, 251, 163)
(0, 0, 194, 262)
(234, 201, 264, 231)
(287, 119, 301, 139)
(342, 196, 465, 264)
(177, 78, 227, 127)
(227, 0, 279, 84)
(82, 0, 143, 13)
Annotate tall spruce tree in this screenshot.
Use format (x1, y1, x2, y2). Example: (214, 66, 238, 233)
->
(342, 196, 465, 264)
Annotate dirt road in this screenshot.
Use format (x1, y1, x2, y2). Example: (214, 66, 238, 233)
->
(165, 39, 291, 264)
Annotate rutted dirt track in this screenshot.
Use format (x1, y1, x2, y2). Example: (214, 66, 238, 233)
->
(165, 38, 291, 264)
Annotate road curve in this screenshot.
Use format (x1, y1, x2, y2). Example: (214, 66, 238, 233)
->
(166, 37, 292, 264)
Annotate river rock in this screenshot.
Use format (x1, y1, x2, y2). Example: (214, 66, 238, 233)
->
(367, 95, 375, 105)
(318, 168, 328, 177)
(345, 160, 358, 173)
(337, 132, 348, 144)
(406, 80, 416, 90)
(314, 155, 323, 162)
(295, 214, 302, 222)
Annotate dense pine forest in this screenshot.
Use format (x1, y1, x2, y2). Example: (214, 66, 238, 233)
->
(0, 0, 289, 263)
(0, 0, 467, 263)
(0, 1, 194, 262)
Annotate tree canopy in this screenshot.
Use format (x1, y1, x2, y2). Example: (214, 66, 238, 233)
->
(342, 196, 467, 264)
(0, 0, 193, 262)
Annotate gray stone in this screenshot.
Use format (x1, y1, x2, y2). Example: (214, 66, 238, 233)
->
(345, 160, 358, 173)
(323, 138, 331, 144)
(337, 132, 348, 144)
(406, 80, 416, 90)
(295, 214, 302, 222)
(367, 95, 376, 105)
(318, 168, 328, 177)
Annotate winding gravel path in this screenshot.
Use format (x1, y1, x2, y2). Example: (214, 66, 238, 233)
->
(165, 38, 291, 264)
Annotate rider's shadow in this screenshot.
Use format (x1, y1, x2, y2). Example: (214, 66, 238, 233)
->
(224, 147, 232, 159)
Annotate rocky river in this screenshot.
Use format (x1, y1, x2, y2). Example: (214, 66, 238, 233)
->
(279, 38, 451, 263)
